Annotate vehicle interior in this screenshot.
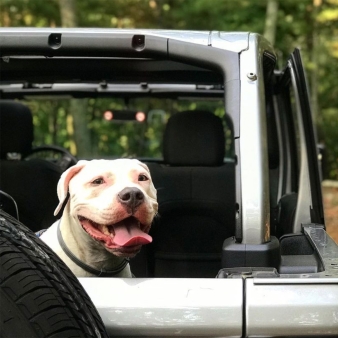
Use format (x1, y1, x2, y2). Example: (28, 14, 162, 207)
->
(0, 30, 336, 280)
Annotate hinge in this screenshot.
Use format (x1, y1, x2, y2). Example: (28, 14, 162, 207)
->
(217, 267, 279, 279)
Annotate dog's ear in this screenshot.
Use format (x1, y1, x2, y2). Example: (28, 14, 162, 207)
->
(54, 160, 88, 215)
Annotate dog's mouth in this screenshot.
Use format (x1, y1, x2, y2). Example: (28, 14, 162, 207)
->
(78, 215, 152, 249)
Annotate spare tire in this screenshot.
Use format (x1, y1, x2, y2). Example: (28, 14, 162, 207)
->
(0, 210, 109, 338)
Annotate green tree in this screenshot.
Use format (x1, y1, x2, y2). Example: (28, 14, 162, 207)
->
(264, 0, 279, 46)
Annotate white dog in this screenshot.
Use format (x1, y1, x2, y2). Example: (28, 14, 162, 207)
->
(41, 159, 158, 277)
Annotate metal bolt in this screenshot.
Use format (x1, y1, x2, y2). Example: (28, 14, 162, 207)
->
(247, 72, 257, 81)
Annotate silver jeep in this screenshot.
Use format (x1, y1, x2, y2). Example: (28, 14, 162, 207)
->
(0, 28, 337, 337)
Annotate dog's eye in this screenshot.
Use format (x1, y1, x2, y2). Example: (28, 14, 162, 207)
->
(91, 178, 105, 185)
(138, 174, 149, 182)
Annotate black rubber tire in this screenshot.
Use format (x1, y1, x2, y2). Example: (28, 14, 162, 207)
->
(0, 210, 109, 338)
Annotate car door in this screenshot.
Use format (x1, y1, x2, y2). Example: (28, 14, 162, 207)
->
(274, 48, 324, 235)
(288, 48, 325, 230)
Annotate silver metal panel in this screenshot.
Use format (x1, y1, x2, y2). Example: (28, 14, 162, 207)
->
(239, 33, 273, 244)
(289, 62, 313, 232)
(246, 278, 338, 337)
(303, 225, 338, 278)
(210, 31, 249, 52)
(0, 27, 246, 48)
(80, 278, 243, 337)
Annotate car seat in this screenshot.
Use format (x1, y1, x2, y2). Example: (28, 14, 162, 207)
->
(0, 100, 62, 232)
(144, 110, 236, 277)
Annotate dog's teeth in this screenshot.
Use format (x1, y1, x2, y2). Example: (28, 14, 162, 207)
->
(98, 225, 110, 235)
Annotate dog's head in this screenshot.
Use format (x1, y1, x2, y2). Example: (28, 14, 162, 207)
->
(54, 159, 158, 257)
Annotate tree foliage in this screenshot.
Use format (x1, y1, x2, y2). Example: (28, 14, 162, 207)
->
(0, 0, 337, 179)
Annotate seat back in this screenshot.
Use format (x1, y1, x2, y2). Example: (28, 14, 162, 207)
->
(0, 100, 34, 160)
(145, 110, 236, 277)
(0, 101, 61, 231)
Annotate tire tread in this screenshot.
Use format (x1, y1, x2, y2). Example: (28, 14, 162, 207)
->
(0, 210, 108, 338)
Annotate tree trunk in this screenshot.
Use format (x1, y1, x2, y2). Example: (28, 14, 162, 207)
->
(69, 99, 92, 157)
(58, 0, 91, 157)
(58, 0, 78, 27)
(264, 0, 279, 46)
(311, 0, 321, 124)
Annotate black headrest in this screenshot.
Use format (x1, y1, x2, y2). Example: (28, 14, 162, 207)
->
(163, 110, 225, 166)
(0, 101, 34, 159)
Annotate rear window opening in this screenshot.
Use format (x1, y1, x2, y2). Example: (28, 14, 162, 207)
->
(18, 95, 233, 161)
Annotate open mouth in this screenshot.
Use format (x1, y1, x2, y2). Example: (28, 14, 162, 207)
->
(78, 215, 152, 249)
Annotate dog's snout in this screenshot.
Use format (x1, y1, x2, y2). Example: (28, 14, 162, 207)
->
(118, 187, 144, 212)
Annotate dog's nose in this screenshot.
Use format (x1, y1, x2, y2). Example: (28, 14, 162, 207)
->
(118, 187, 144, 212)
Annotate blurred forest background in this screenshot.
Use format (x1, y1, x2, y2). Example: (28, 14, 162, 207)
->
(0, 0, 337, 180)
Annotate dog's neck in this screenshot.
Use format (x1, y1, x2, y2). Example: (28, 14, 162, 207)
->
(60, 204, 127, 272)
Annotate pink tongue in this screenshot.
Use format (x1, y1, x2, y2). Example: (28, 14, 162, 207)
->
(112, 218, 152, 247)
